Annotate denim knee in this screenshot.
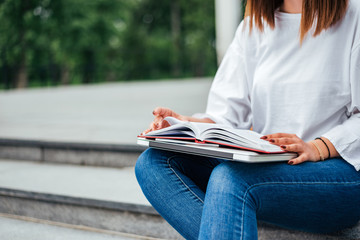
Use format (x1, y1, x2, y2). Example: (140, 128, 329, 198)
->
(200, 162, 258, 239)
(135, 148, 159, 183)
(135, 149, 148, 179)
(207, 162, 250, 196)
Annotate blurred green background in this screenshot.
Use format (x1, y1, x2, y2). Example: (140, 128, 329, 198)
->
(0, 0, 217, 89)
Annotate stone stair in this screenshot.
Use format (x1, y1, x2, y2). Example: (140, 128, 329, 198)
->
(0, 138, 144, 168)
(1, 138, 359, 240)
(0, 158, 181, 239)
(0, 213, 158, 240)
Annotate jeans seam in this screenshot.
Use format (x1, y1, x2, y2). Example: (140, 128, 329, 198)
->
(240, 181, 360, 240)
(167, 155, 205, 204)
(241, 187, 249, 240)
(248, 181, 360, 186)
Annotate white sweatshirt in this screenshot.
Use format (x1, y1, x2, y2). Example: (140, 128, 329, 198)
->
(196, 0, 360, 170)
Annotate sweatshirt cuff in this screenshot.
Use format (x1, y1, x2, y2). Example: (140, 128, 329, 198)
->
(322, 125, 358, 149)
(322, 125, 360, 171)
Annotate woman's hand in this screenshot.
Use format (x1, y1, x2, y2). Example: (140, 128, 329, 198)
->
(141, 107, 216, 135)
(260, 133, 320, 165)
(141, 107, 186, 135)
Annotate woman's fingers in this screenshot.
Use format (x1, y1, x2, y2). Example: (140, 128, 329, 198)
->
(141, 124, 159, 136)
(261, 133, 298, 140)
(141, 107, 179, 135)
(281, 143, 302, 152)
(262, 132, 322, 166)
(141, 117, 170, 135)
(154, 115, 164, 124)
(268, 137, 298, 145)
(141, 127, 152, 135)
(262, 132, 308, 165)
(151, 117, 164, 130)
(159, 119, 170, 129)
(262, 134, 302, 150)
(288, 154, 307, 165)
(153, 107, 179, 118)
(150, 122, 158, 131)
(153, 115, 171, 129)
(148, 115, 164, 130)
(153, 107, 167, 116)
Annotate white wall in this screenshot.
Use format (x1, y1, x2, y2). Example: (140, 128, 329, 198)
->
(215, 0, 243, 64)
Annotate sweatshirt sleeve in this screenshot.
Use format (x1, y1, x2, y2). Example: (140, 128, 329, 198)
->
(322, 44, 360, 171)
(193, 22, 252, 129)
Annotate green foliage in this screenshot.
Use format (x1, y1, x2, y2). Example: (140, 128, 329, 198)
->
(0, 0, 217, 89)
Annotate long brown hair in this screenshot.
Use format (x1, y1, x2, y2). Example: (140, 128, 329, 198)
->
(245, 0, 349, 42)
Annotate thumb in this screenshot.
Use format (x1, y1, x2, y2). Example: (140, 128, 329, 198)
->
(153, 107, 177, 118)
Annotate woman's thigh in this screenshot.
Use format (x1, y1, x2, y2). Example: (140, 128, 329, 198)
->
(208, 158, 360, 234)
(135, 148, 224, 200)
(135, 148, 224, 240)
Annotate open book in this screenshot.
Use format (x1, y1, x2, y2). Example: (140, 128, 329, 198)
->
(139, 117, 287, 154)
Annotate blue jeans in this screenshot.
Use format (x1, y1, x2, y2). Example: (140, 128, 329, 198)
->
(135, 148, 360, 240)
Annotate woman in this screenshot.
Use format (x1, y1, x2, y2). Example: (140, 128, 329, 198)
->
(136, 0, 360, 239)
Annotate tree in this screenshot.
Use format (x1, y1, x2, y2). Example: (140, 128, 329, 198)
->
(0, 0, 38, 88)
(0, 0, 218, 89)
(121, 0, 217, 80)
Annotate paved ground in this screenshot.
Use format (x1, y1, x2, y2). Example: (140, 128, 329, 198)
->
(0, 78, 212, 145)
(0, 214, 158, 240)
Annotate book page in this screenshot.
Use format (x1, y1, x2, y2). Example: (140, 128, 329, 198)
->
(187, 121, 282, 152)
(146, 128, 196, 138)
(202, 127, 282, 152)
(145, 119, 196, 137)
(162, 117, 216, 138)
(149, 117, 283, 153)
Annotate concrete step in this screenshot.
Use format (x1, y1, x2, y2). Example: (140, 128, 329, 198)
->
(0, 158, 358, 240)
(0, 213, 160, 240)
(0, 138, 145, 168)
(0, 159, 182, 239)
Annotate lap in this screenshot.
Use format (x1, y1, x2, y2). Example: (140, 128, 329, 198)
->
(137, 148, 225, 193)
(208, 158, 360, 233)
(212, 158, 360, 184)
(138, 149, 360, 233)
(139, 149, 360, 192)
